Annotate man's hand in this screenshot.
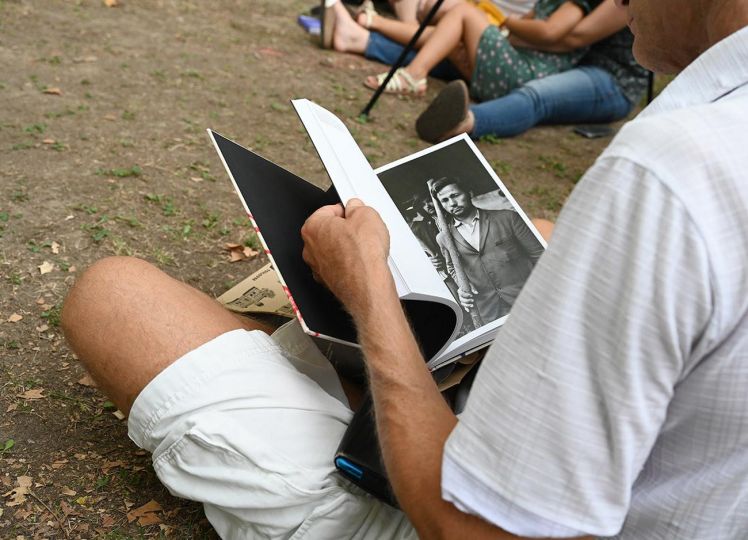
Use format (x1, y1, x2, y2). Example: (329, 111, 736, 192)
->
(457, 284, 477, 310)
(429, 253, 446, 273)
(301, 198, 394, 317)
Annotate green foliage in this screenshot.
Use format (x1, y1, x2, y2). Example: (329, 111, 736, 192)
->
(41, 303, 63, 327)
(82, 215, 111, 242)
(1, 439, 14, 453)
(24, 122, 46, 134)
(537, 155, 568, 179)
(479, 134, 504, 145)
(97, 165, 142, 178)
(492, 160, 512, 176)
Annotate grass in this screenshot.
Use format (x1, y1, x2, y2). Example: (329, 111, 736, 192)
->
(96, 165, 142, 178)
(41, 303, 63, 327)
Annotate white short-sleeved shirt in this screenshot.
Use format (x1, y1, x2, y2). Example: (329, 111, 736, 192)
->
(492, 0, 534, 17)
(442, 27, 748, 538)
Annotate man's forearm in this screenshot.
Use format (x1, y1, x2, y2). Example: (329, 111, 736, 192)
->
(351, 267, 520, 539)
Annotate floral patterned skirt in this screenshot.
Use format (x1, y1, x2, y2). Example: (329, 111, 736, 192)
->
(470, 25, 586, 102)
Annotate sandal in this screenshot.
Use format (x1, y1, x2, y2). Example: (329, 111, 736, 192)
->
(356, 0, 377, 29)
(364, 67, 428, 96)
(320, 0, 337, 49)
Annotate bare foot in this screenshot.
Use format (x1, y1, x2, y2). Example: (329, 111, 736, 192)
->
(332, 1, 369, 54)
(445, 109, 475, 138)
(415, 80, 473, 142)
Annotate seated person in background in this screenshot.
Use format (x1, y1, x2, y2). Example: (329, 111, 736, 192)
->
(415, 0, 647, 141)
(363, 0, 598, 97)
(358, 0, 535, 34)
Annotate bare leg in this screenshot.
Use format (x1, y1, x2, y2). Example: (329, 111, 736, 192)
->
(390, 0, 419, 23)
(404, 3, 490, 81)
(364, 14, 432, 47)
(61, 256, 275, 415)
(333, 1, 371, 53)
(365, 3, 489, 88)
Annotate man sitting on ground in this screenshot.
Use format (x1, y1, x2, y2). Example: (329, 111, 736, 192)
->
(63, 0, 748, 537)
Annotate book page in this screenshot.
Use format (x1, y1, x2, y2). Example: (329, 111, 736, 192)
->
(291, 99, 455, 306)
(374, 135, 547, 368)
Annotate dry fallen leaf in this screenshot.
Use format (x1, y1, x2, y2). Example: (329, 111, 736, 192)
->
(36, 297, 45, 305)
(61, 487, 77, 496)
(224, 242, 259, 262)
(60, 499, 78, 516)
(104, 0, 119, 6)
(18, 388, 45, 400)
(51, 459, 68, 469)
(13, 507, 33, 520)
(7, 313, 23, 323)
(102, 513, 116, 527)
(51, 241, 60, 254)
(6, 403, 18, 413)
(38, 261, 54, 274)
(42, 138, 56, 145)
(3, 476, 32, 507)
(101, 460, 124, 474)
(43, 87, 62, 95)
(138, 513, 162, 526)
(36, 324, 49, 332)
(127, 499, 162, 525)
(77, 374, 97, 388)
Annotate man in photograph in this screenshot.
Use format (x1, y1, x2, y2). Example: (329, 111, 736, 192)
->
(408, 192, 445, 273)
(432, 176, 544, 323)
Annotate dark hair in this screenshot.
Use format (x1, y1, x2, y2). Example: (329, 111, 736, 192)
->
(430, 176, 470, 196)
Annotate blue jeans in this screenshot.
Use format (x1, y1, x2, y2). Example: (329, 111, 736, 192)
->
(364, 31, 462, 81)
(470, 66, 633, 138)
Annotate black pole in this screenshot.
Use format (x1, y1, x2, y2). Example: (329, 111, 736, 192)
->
(359, 0, 446, 118)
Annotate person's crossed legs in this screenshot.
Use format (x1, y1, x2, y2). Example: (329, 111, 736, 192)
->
(62, 256, 412, 538)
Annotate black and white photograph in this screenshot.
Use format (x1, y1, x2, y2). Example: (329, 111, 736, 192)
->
(376, 137, 545, 335)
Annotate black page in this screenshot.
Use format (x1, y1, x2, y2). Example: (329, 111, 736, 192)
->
(211, 131, 357, 343)
(211, 131, 457, 360)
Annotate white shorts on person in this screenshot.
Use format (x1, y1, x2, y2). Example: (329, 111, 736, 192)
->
(127, 320, 416, 539)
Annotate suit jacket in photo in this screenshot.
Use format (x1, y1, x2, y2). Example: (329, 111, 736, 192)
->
(437, 209, 544, 323)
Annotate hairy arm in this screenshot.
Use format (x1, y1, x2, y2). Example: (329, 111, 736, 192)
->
(504, 1, 585, 47)
(302, 200, 588, 539)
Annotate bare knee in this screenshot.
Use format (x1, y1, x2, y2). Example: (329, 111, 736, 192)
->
(531, 218, 555, 242)
(62, 256, 156, 336)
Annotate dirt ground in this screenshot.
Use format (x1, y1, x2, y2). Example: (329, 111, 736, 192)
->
(0, 0, 643, 537)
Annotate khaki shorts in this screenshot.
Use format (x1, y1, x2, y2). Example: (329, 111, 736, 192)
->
(128, 320, 415, 539)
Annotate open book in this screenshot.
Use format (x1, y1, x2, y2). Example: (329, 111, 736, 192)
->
(209, 99, 545, 371)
